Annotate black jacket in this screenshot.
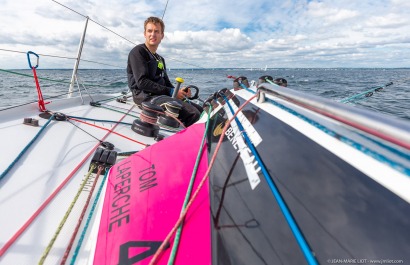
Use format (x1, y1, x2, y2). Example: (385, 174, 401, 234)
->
(127, 44, 173, 103)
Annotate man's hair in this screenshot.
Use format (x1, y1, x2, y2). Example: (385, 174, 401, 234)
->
(144, 17, 165, 33)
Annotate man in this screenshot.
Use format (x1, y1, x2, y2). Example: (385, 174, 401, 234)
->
(127, 16, 200, 127)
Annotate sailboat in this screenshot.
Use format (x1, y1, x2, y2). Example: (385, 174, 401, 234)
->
(1, 3, 409, 265)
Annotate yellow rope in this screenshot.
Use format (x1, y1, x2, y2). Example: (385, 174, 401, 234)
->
(38, 164, 99, 265)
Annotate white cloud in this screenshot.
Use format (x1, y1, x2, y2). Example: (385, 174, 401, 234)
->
(0, 0, 410, 69)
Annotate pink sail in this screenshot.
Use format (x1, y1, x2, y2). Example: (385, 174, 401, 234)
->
(94, 123, 211, 264)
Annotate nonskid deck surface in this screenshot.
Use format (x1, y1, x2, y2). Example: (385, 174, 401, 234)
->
(0, 94, 177, 264)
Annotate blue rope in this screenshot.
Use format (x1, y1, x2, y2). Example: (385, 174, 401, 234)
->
(167, 105, 212, 265)
(0, 114, 55, 182)
(222, 95, 318, 265)
(70, 169, 109, 265)
(339, 82, 393, 104)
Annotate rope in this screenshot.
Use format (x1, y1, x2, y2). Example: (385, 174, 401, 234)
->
(69, 168, 110, 265)
(93, 103, 184, 132)
(96, 104, 140, 119)
(60, 165, 104, 265)
(0, 68, 127, 112)
(339, 82, 393, 104)
(167, 105, 212, 265)
(340, 77, 410, 104)
(38, 165, 101, 264)
(260, 75, 407, 106)
(0, 68, 120, 87)
(98, 103, 140, 115)
(0, 106, 132, 257)
(0, 114, 54, 182)
(49, 0, 206, 69)
(67, 115, 133, 126)
(68, 117, 149, 147)
(222, 95, 318, 265)
(250, 79, 410, 150)
(149, 94, 257, 265)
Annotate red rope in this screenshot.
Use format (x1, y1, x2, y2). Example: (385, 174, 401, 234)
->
(149, 94, 257, 264)
(0, 105, 134, 257)
(60, 166, 103, 265)
(68, 117, 149, 147)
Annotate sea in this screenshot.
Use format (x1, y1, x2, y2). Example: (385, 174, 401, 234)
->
(0, 68, 409, 121)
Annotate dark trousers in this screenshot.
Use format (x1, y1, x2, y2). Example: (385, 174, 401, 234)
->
(148, 95, 201, 127)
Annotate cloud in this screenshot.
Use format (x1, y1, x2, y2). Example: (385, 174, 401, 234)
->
(1, 0, 410, 69)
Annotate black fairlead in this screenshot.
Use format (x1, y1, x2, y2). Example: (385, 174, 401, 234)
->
(101, 141, 115, 150)
(89, 147, 118, 174)
(53, 112, 67, 121)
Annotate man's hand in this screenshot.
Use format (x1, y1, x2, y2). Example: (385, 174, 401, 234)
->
(177, 87, 192, 100)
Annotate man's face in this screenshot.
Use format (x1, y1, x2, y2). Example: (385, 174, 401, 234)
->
(144, 22, 164, 47)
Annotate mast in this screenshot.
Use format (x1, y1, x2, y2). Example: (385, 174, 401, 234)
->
(68, 16, 89, 98)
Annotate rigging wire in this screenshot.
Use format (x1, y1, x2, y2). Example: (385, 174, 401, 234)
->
(161, 0, 170, 20)
(0, 68, 120, 87)
(50, 0, 205, 69)
(0, 68, 128, 112)
(51, 0, 136, 46)
(0, 48, 123, 68)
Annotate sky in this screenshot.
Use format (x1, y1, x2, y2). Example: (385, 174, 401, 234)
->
(1, 0, 410, 69)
